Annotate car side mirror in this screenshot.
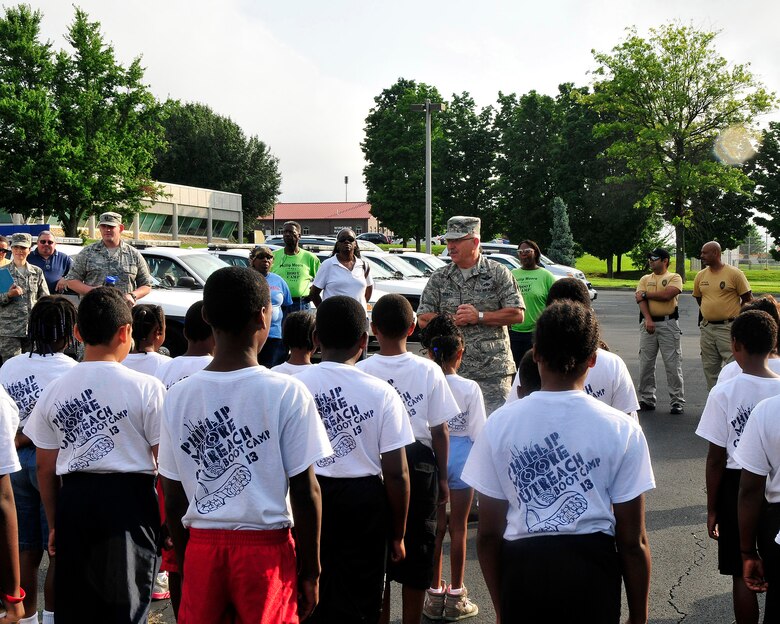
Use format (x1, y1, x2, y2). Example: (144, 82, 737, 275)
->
(177, 276, 200, 289)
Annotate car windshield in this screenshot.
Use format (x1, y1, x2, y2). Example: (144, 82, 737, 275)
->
(370, 254, 426, 278)
(179, 252, 230, 281)
(362, 257, 397, 279)
(539, 253, 555, 266)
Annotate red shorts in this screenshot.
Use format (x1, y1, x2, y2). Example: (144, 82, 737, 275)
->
(178, 527, 298, 624)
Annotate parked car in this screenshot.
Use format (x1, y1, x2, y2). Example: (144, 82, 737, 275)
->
(360, 251, 428, 281)
(357, 232, 391, 245)
(208, 244, 281, 268)
(396, 251, 448, 276)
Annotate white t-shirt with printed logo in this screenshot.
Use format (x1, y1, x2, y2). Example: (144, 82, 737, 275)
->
(506, 348, 639, 417)
(0, 352, 77, 428)
(122, 351, 171, 377)
(271, 362, 311, 376)
(717, 358, 780, 385)
(156, 355, 213, 389)
(734, 395, 780, 503)
(295, 361, 414, 478)
(356, 352, 459, 449)
(696, 373, 780, 469)
(312, 255, 375, 312)
(445, 373, 486, 441)
(0, 387, 20, 475)
(157, 366, 332, 531)
(462, 390, 655, 541)
(24, 361, 164, 475)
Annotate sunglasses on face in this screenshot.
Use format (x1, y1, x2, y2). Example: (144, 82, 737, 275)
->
(518, 249, 534, 255)
(338, 237, 356, 243)
(38, 240, 54, 245)
(255, 255, 273, 260)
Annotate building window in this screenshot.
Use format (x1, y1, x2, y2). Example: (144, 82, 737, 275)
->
(277, 227, 284, 235)
(303, 226, 310, 235)
(355, 226, 362, 234)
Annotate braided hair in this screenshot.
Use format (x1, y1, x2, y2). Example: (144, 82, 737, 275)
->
(420, 313, 463, 368)
(27, 295, 77, 356)
(131, 304, 165, 352)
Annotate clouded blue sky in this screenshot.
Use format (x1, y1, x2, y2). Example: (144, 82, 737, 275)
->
(30, 1, 780, 203)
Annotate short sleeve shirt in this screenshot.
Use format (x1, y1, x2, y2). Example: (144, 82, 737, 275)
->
(510, 267, 555, 333)
(65, 240, 153, 294)
(263, 272, 293, 339)
(636, 270, 682, 317)
(157, 367, 332, 530)
(734, 395, 780, 503)
(312, 255, 374, 312)
(445, 373, 486, 441)
(696, 373, 780, 468)
(0, 387, 19, 475)
(461, 390, 655, 541)
(28, 249, 73, 293)
(295, 362, 414, 478)
(24, 361, 164, 475)
(272, 249, 321, 298)
(417, 255, 524, 378)
(692, 264, 751, 321)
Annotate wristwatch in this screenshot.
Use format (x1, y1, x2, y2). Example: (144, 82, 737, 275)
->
(477, 311, 484, 323)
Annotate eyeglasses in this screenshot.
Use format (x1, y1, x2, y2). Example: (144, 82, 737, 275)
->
(338, 237, 356, 243)
(255, 254, 273, 260)
(518, 249, 535, 255)
(38, 240, 54, 245)
(648, 256, 660, 261)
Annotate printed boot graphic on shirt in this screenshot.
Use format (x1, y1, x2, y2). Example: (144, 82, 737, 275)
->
(193, 420, 251, 514)
(53, 390, 119, 471)
(316, 432, 356, 467)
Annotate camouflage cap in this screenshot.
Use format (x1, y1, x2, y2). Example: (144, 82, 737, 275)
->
(443, 216, 481, 240)
(98, 211, 123, 227)
(10, 233, 31, 248)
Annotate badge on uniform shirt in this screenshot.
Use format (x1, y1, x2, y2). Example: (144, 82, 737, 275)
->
(662, 279, 668, 286)
(720, 281, 726, 289)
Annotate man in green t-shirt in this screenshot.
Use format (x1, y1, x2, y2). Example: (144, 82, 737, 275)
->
(271, 221, 320, 313)
(509, 240, 555, 367)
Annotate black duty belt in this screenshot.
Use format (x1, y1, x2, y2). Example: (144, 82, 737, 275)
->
(651, 314, 678, 322)
(706, 318, 736, 325)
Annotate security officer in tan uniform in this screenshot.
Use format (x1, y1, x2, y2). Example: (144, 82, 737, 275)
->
(692, 241, 752, 390)
(64, 212, 153, 306)
(0, 233, 49, 362)
(417, 216, 524, 415)
(635, 247, 684, 414)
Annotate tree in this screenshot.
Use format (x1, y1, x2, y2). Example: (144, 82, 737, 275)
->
(738, 223, 766, 256)
(434, 93, 498, 238)
(494, 91, 558, 246)
(0, 6, 167, 236)
(362, 78, 444, 246)
(547, 197, 576, 266)
(153, 102, 281, 231)
(751, 123, 780, 255)
(589, 23, 774, 280)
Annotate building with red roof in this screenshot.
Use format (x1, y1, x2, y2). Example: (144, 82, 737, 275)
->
(257, 202, 386, 237)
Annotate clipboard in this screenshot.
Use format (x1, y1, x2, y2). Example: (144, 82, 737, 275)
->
(0, 268, 13, 294)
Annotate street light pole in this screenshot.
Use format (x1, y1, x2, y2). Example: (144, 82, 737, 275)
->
(411, 99, 446, 254)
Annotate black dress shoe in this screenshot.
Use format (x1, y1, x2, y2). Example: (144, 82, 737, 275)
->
(638, 401, 655, 412)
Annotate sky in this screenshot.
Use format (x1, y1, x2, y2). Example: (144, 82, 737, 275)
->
(28, 0, 780, 204)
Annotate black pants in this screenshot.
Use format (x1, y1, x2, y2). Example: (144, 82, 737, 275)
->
(509, 330, 534, 370)
(500, 533, 621, 623)
(258, 337, 287, 368)
(55, 473, 160, 624)
(759, 503, 780, 622)
(309, 475, 388, 624)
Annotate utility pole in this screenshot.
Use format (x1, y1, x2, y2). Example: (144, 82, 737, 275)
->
(411, 99, 446, 254)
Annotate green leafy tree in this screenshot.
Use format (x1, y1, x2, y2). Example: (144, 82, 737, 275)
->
(751, 123, 780, 256)
(547, 197, 576, 266)
(494, 91, 558, 246)
(52, 8, 166, 235)
(738, 223, 766, 256)
(589, 23, 774, 280)
(153, 101, 281, 231)
(362, 78, 444, 246)
(435, 92, 498, 238)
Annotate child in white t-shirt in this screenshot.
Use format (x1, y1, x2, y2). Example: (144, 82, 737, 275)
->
(462, 300, 655, 623)
(356, 294, 459, 624)
(158, 267, 332, 623)
(419, 313, 485, 621)
(696, 309, 780, 623)
(295, 296, 413, 623)
(506, 278, 640, 419)
(24, 287, 166, 624)
(734, 393, 780, 620)
(122, 304, 171, 376)
(0, 296, 78, 624)
(0, 384, 22, 622)
(271, 310, 316, 375)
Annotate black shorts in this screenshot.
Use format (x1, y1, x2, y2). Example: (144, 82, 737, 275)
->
(758, 502, 780, 621)
(309, 475, 388, 624)
(500, 533, 621, 623)
(716, 468, 742, 576)
(386, 441, 438, 590)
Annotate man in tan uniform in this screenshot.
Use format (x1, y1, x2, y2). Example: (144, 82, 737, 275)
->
(692, 241, 752, 389)
(636, 248, 684, 414)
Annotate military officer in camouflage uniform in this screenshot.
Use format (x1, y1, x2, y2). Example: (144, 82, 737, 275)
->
(0, 233, 49, 362)
(64, 212, 153, 306)
(417, 216, 524, 415)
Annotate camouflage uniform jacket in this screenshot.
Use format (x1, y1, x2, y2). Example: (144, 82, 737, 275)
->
(417, 254, 524, 379)
(65, 240, 153, 294)
(0, 262, 49, 337)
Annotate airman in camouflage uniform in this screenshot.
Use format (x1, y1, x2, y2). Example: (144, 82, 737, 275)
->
(417, 216, 524, 415)
(0, 233, 49, 362)
(64, 212, 153, 306)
